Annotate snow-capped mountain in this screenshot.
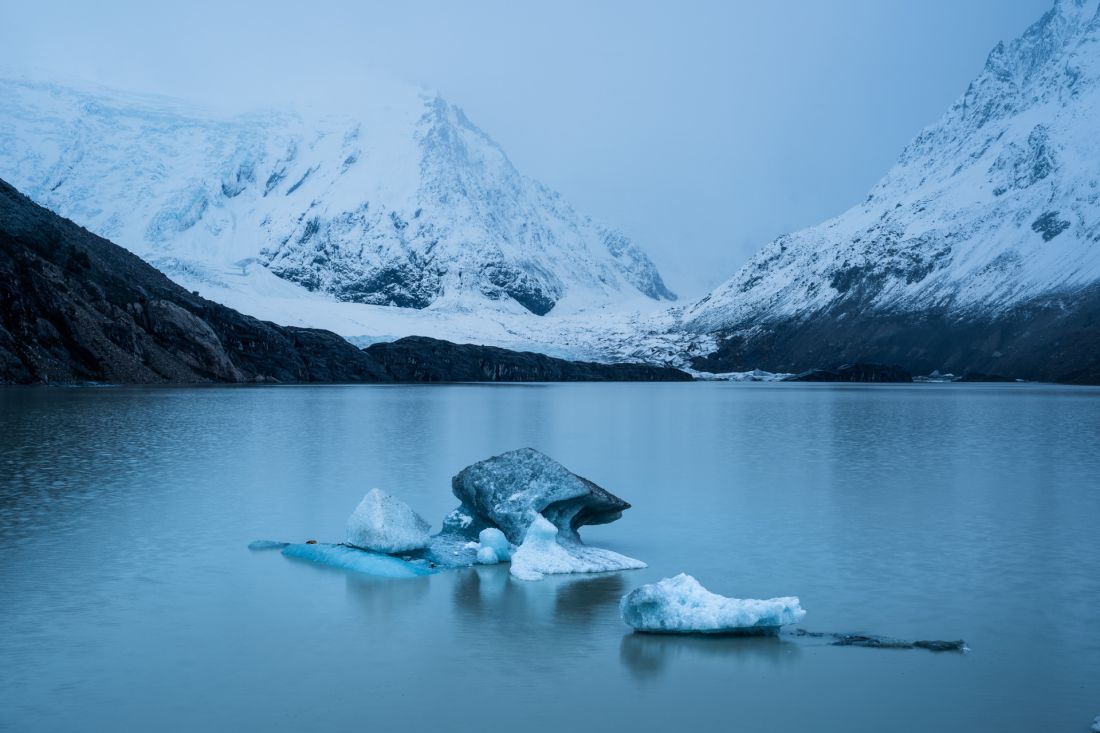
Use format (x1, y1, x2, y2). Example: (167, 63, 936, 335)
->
(0, 77, 674, 325)
(684, 0, 1100, 382)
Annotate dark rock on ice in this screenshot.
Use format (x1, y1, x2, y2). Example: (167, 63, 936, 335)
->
(441, 448, 632, 544)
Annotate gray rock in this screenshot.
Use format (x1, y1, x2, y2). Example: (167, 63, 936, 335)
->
(441, 448, 631, 544)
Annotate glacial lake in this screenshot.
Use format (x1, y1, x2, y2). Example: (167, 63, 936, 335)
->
(1, 382, 1098, 732)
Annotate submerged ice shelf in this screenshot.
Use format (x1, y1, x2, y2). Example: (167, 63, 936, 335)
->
(281, 542, 434, 578)
(620, 574, 805, 634)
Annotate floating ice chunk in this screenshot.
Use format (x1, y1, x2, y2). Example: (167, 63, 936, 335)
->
(477, 528, 512, 561)
(620, 574, 805, 634)
(444, 448, 632, 544)
(346, 488, 431, 553)
(509, 514, 646, 581)
(282, 542, 432, 578)
(1092, 715, 1100, 733)
(476, 546, 500, 564)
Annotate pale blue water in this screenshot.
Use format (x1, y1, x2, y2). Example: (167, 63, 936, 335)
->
(1, 383, 1098, 732)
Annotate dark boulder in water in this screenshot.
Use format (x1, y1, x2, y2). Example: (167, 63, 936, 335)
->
(783, 363, 913, 383)
(441, 448, 632, 544)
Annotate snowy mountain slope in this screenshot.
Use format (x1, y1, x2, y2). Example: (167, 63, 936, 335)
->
(0, 77, 674, 325)
(684, 0, 1100, 381)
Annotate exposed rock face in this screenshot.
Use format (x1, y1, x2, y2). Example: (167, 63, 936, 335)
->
(783, 363, 914, 383)
(345, 489, 432, 554)
(442, 448, 632, 544)
(0, 178, 392, 384)
(689, 294, 1100, 384)
(364, 336, 693, 382)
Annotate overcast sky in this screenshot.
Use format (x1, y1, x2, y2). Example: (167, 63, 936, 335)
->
(2, 0, 1052, 297)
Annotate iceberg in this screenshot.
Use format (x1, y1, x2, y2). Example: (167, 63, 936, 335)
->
(620, 574, 805, 634)
(281, 542, 433, 578)
(346, 488, 431, 553)
(442, 448, 632, 544)
(510, 515, 646, 581)
(1092, 716, 1100, 733)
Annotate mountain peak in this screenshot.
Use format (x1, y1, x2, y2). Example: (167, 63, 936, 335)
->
(682, 0, 1100, 381)
(0, 76, 674, 318)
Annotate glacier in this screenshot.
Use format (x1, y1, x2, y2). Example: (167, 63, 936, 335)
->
(345, 488, 432, 553)
(620, 574, 805, 634)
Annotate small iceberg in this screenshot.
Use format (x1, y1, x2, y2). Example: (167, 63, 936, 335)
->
(510, 515, 646, 581)
(346, 488, 431, 553)
(281, 542, 433, 579)
(620, 574, 805, 634)
(1091, 715, 1100, 733)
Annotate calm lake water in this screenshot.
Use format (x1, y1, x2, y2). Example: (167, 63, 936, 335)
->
(1, 383, 1098, 732)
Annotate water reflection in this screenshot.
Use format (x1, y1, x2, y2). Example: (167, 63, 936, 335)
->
(553, 574, 626, 622)
(450, 566, 628, 631)
(619, 632, 801, 681)
(344, 573, 431, 619)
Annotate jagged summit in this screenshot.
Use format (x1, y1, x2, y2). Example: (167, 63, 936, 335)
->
(684, 0, 1100, 382)
(0, 77, 674, 318)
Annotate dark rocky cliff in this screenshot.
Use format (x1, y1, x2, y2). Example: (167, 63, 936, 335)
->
(0, 178, 393, 384)
(365, 336, 692, 382)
